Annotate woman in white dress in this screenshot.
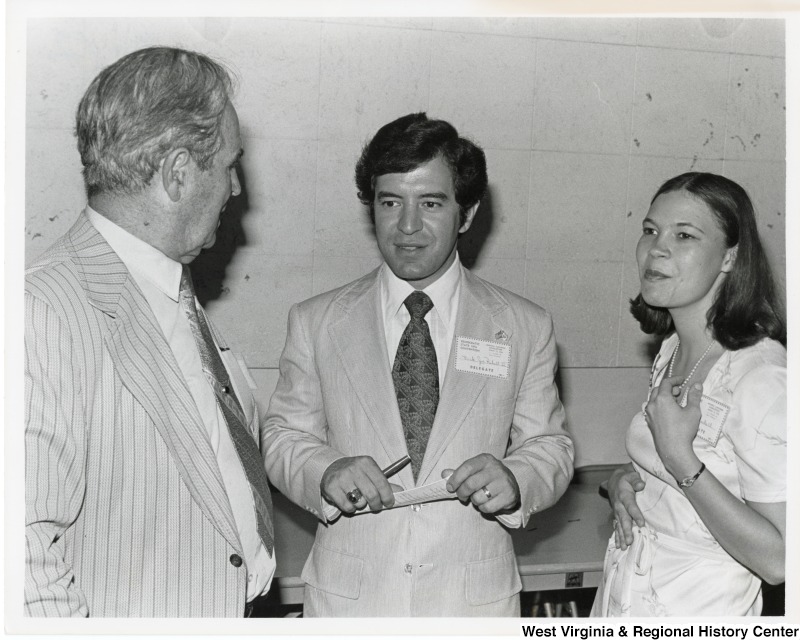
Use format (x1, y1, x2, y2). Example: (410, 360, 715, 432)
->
(591, 172, 786, 617)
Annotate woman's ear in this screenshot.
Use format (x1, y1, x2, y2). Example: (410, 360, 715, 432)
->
(721, 245, 738, 273)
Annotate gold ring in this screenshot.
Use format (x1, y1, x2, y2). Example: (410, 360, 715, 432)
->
(482, 486, 492, 500)
(346, 488, 362, 504)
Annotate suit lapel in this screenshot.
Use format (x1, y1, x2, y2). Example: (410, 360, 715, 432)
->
(417, 268, 513, 485)
(70, 214, 241, 551)
(327, 270, 409, 463)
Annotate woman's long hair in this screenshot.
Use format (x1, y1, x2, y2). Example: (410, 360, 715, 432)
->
(630, 172, 785, 349)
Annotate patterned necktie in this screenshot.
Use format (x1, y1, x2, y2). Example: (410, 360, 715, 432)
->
(392, 291, 439, 480)
(179, 266, 274, 556)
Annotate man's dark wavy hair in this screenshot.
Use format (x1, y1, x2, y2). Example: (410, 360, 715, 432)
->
(354, 112, 487, 226)
(630, 172, 785, 349)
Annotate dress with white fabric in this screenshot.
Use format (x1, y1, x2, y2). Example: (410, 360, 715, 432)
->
(591, 334, 786, 617)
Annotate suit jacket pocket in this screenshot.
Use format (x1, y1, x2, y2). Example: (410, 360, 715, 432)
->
(301, 543, 364, 600)
(464, 550, 522, 606)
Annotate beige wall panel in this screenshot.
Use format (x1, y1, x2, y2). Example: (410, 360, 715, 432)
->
(317, 22, 432, 141)
(23, 16, 785, 464)
(525, 260, 622, 368)
(469, 258, 527, 297)
(559, 367, 649, 468)
(725, 55, 786, 162)
(533, 40, 636, 155)
(312, 140, 382, 260)
(631, 47, 730, 159)
(429, 31, 536, 150)
(226, 19, 322, 141)
(25, 129, 86, 263)
(433, 17, 536, 38)
(238, 137, 317, 255)
(636, 17, 784, 57)
(528, 151, 629, 264)
(533, 17, 638, 46)
(203, 252, 313, 369)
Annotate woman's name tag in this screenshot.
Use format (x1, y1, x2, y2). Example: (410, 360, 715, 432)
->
(697, 395, 730, 446)
(454, 336, 511, 379)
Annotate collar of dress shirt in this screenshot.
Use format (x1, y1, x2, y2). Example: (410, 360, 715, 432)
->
(380, 253, 462, 331)
(86, 206, 183, 302)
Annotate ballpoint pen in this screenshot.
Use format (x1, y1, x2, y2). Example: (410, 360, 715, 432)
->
(381, 455, 411, 479)
(346, 455, 411, 504)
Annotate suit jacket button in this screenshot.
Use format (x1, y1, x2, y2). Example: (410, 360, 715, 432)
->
(230, 554, 243, 567)
(222, 385, 231, 394)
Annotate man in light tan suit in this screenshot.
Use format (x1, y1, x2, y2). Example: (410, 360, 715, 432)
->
(25, 47, 274, 617)
(263, 113, 574, 616)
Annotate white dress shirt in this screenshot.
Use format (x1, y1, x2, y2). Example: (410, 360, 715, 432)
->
(87, 207, 275, 600)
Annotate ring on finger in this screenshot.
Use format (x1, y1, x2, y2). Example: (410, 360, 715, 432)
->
(346, 488, 363, 504)
(482, 486, 493, 501)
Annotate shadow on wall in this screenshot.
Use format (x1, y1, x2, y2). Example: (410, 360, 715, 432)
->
(627, 301, 666, 364)
(458, 185, 494, 271)
(640, 334, 661, 363)
(192, 169, 251, 307)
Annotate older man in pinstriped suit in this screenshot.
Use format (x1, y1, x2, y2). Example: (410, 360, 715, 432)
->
(25, 47, 274, 617)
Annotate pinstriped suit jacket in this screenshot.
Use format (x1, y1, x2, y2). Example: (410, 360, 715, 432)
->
(25, 212, 260, 617)
(263, 266, 575, 616)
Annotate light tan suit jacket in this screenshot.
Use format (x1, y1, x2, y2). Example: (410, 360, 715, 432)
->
(263, 265, 574, 616)
(25, 213, 262, 616)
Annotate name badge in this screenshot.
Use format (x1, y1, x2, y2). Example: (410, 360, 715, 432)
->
(454, 336, 511, 379)
(697, 395, 729, 446)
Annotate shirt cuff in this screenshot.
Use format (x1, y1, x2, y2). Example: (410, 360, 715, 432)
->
(496, 507, 524, 529)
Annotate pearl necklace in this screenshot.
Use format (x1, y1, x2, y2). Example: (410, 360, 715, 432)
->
(668, 338, 715, 406)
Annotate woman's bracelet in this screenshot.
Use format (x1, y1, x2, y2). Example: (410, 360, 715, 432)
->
(678, 462, 706, 488)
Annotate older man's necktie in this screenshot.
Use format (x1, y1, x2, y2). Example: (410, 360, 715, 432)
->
(392, 291, 439, 480)
(179, 266, 274, 556)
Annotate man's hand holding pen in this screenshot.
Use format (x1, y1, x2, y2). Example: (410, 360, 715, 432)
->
(321, 455, 410, 514)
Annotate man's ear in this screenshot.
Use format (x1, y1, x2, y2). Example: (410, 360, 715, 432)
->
(458, 201, 480, 234)
(721, 244, 738, 273)
(160, 148, 191, 203)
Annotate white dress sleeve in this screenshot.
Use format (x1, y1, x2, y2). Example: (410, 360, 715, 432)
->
(727, 363, 786, 503)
